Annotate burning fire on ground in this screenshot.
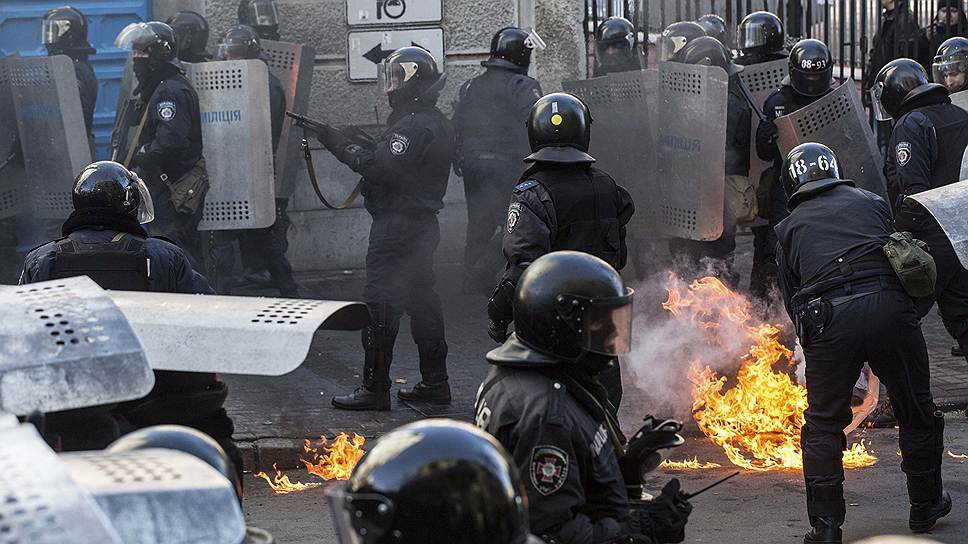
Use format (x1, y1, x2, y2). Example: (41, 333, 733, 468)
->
(660, 457, 722, 470)
(661, 274, 877, 471)
(256, 432, 366, 494)
(947, 450, 968, 461)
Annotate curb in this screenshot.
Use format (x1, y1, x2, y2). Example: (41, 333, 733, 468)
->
(238, 438, 307, 473)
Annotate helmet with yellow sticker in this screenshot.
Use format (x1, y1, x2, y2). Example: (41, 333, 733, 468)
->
(524, 92, 594, 163)
(381, 46, 445, 109)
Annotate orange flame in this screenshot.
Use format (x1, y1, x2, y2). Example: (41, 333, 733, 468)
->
(660, 457, 722, 470)
(301, 432, 367, 481)
(947, 450, 968, 461)
(255, 464, 322, 494)
(664, 274, 877, 471)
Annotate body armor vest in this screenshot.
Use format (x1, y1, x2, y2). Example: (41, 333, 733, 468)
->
(51, 233, 150, 291)
(912, 104, 968, 191)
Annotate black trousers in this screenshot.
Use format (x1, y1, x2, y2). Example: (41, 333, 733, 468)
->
(363, 211, 447, 387)
(462, 158, 517, 287)
(238, 198, 299, 297)
(800, 288, 941, 522)
(750, 224, 779, 298)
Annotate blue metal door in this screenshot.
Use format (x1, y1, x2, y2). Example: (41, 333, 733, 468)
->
(0, 1, 151, 160)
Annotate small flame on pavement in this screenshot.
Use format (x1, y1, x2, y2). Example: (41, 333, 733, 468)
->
(255, 464, 322, 494)
(257, 432, 366, 495)
(947, 450, 968, 461)
(660, 457, 723, 470)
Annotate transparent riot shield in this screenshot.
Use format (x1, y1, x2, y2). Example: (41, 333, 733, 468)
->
(0, 423, 123, 544)
(655, 62, 729, 240)
(738, 58, 788, 208)
(62, 449, 246, 544)
(905, 179, 968, 270)
(775, 81, 887, 198)
(186, 59, 276, 230)
(0, 56, 28, 219)
(261, 39, 316, 199)
(108, 291, 369, 375)
(0, 276, 154, 415)
(564, 69, 660, 234)
(8, 55, 93, 219)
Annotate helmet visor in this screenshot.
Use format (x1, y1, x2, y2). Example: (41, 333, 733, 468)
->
(523, 28, 547, 51)
(380, 58, 419, 93)
(244, 1, 279, 26)
(933, 56, 968, 86)
(574, 288, 634, 356)
(42, 19, 72, 45)
(657, 34, 688, 62)
(791, 69, 831, 96)
(870, 81, 893, 121)
(327, 486, 395, 544)
(217, 42, 252, 60)
(132, 173, 154, 224)
(738, 25, 769, 51)
(115, 23, 158, 53)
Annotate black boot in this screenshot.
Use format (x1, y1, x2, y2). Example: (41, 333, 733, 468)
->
(803, 518, 842, 544)
(398, 381, 451, 404)
(332, 386, 389, 411)
(332, 323, 393, 411)
(399, 341, 450, 404)
(910, 491, 952, 533)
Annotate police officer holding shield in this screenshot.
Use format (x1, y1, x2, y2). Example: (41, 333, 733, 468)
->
(775, 143, 949, 543)
(593, 17, 643, 76)
(311, 47, 453, 410)
(42, 6, 98, 141)
(873, 58, 968, 364)
(453, 27, 543, 293)
(166, 11, 213, 64)
(487, 92, 634, 411)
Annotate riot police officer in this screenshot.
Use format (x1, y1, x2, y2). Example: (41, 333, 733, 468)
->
(734, 11, 788, 66)
(115, 22, 205, 265)
(752, 39, 834, 298)
(774, 143, 949, 543)
(933, 36, 968, 93)
(667, 37, 750, 288)
(487, 92, 634, 411)
(330, 419, 542, 543)
(19, 162, 240, 480)
(216, 24, 299, 297)
(453, 27, 543, 293)
(477, 251, 692, 544)
(593, 17, 643, 76)
(166, 10, 212, 64)
(42, 6, 98, 140)
(311, 47, 453, 410)
(697, 13, 731, 49)
(656, 21, 707, 62)
(873, 58, 968, 364)
(238, 0, 281, 41)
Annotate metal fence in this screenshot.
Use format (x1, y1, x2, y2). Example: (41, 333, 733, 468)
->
(584, 0, 950, 82)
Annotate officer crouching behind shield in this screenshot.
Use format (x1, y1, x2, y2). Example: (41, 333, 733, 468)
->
(774, 143, 949, 543)
(114, 22, 207, 267)
(477, 251, 691, 544)
(310, 47, 453, 411)
(487, 92, 634, 413)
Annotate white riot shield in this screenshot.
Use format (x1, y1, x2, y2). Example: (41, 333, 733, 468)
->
(262, 39, 316, 199)
(950, 89, 968, 112)
(0, 424, 123, 543)
(905, 179, 968, 270)
(738, 58, 789, 209)
(775, 81, 887, 198)
(187, 59, 276, 230)
(564, 69, 660, 234)
(655, 62, 728, 240)
(108, 291, 369, 375)
(0, 277, 154, 415)
(61, 449, 246, 544)
(8, 55, 93, 219)
(0, 56, 28, 219)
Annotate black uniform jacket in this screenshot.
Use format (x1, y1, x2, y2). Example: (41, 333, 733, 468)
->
(133, 72, 203, 184)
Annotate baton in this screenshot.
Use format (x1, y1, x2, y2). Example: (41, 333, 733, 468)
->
(683, 471, 740, 499)
(737, 79, 767, 122)
(0, 150, 16, 172)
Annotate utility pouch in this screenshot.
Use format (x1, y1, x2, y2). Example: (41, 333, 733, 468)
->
(883, 231, 937, 298)
(795, 297, 832, 346)
(166, 158, 209, 215)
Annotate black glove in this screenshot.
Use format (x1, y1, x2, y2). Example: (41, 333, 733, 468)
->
(314, 123, 345, 150)
(633, 479, 692, 544)
(759, 120, 778, 146)
(487, 318, 509, 344)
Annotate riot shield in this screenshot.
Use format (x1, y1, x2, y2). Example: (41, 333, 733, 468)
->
(905, 179, 968, 270)
(0, 423, 123, 543)
(775, 81, 887, 198)
(62, 449, 245, 544)
(0, 276, 154, 415)
(738, 58, 789, 210)
(655, 62, 728, 240)
(187, 59, 276, 230)
(8, 55, 93, 219)
(950, 89, 968, 112)
(0, 56, 28, 219)
(262, 39, 316, 199)
(564, 69, 660, 234)
(110, 55, 139, 164)
(109, 291, 369, 375)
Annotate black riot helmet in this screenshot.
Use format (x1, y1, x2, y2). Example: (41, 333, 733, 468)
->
(115, 21, 179, 68)
(525, 92, 595, 163)
(487, 27, 545, 72)
(595, 17, 638, 69)
(933, 36, 968, 92)
(42, 6, 90, 49)
(512, 251, 633, 362)
(72, 161, 154, 224)
(736, 11, 785, 59)
(781, 142, 841, 203)
(871, 58, 943, 121)
(108, 425, 242, 502)
(166, 11, 210, 61)
(238, 0, 280, 41)
(217, 24, 262, 60)
(788, 39, 833, 96)
(697, 14, 731, 49)
(329, 419, 531, 544)
(674, 36, 743, 76)
(381, 46, 444, 109)
(657, 21, 707, 62)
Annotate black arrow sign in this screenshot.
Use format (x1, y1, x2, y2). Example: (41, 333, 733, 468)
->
(362, 41, 427, 65)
